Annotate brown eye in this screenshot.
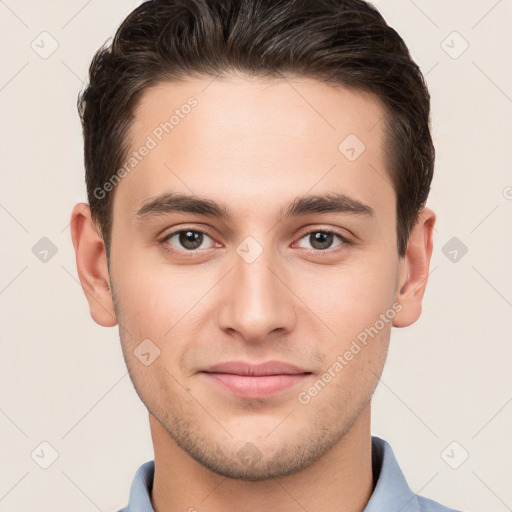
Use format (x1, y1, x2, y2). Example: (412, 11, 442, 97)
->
(162, 229, 214, 252)
(178, 230, 204, 250)
(310, 232, 334, 250)
(296, 230, 347, 251)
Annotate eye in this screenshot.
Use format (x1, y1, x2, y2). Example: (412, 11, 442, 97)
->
(295, 229, 348, 252)
(158, 226, 350, 257)
(160, 228, 218, 253)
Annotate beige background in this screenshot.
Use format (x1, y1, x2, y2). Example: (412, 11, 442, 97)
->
(0, 1, 511, 511)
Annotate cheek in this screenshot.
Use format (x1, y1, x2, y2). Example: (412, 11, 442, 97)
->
(110, 259, 171, 343)
(297, 252, 399, 340)
(111, 255, 212, 362)
(112, 239, 176, 312)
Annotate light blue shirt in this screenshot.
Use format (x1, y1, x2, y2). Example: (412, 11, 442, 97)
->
(118, 436, 465, 511)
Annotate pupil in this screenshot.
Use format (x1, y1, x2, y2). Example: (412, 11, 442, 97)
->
(180, 230, 202, 249)
(311, 232, 332, 250)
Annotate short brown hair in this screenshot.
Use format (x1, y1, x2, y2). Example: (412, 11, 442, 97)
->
(78, 0, 434, 259)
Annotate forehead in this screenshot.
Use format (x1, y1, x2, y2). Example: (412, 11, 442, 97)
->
(114, 75, 393, 222)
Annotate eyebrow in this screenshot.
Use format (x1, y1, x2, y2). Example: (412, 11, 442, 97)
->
(135, 191, 374, 222)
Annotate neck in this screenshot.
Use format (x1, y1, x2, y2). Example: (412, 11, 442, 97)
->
(150, 404, 374, 512)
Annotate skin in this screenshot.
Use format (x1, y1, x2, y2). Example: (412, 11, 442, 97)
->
(71, 74, 435, 512)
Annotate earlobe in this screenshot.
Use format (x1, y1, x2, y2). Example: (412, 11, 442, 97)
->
(70, 203, 117, 327)
(393, 207, 436, 328)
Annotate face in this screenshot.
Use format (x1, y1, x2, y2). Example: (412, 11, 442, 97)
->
(103, 75, 405, 479)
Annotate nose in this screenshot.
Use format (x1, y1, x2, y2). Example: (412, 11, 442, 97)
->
(216, 246, 297, 344)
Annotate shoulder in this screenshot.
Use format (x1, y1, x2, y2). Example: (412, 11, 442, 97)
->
(369, 436, 468, 512)
(417, 495, 468, 512)
(115, 460, 155, 512)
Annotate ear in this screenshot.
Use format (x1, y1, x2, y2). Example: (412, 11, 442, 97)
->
(70, 203, 117, 327)
(393, 207, 436, 328)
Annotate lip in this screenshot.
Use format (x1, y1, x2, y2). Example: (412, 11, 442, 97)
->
(200, 360, 312, 399)
(202, 360, 310, 376)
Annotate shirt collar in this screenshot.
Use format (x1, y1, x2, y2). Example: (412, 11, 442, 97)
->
(364, 436, 420, 511)
(121, 436, 421, 512)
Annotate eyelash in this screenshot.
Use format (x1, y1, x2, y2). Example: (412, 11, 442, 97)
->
(158, 225, 351, 257)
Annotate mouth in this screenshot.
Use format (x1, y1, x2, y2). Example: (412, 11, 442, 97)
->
(200, 360, 313, 399)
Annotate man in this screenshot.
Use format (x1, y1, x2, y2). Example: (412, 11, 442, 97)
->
(70, 0, 465, 510)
